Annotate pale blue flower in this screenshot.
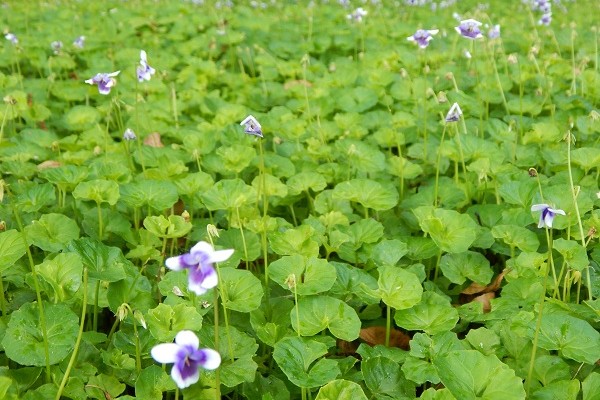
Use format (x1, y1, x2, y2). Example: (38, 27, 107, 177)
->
(123, 128, 136, 141)
(445, 103, 462, 122)
(85, 71, 120, 95)
(5, 33, 18, 45)
(73, 36, 85, 49)
(51, 41, 63, 55)
(151, 330, 221, 389)
(455, 19, 484, 40)
(136, 50, 155, 82)
(531, 204, 565, 228)
(240, 115, 263, 138)
(347, 8, 368, 23)
(165, 241, 233, 295)
(407, 29, 439, 48)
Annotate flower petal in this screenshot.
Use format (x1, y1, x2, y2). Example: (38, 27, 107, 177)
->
(151, 343, 180, 364)
(544, 213, 554, 228)
(190, 241, 215, 256)
(171, 361, 200, 389)
(175, 330, 200, 349)
(198, 264, 218, 289)
(198, 348, 221, 370)
(188, 279, 208, 295)
(551, 208, 566, 216)
(531, 203, 549, 212)
(208, 248, 234, 263)
(107, 70, 121, 77)
(165, 255, 185, 271)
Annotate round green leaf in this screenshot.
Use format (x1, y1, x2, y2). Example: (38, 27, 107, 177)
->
(36, 253, 83, 303)
(220, 268, 264, 312)
(0, 230, 27, 274)
(333, 179, 398, 211)
(440, 251, 493, 285)
(26, 213, 80, 253)
(269, 255, 337, 296)
(315, 380, 368, 400)
(377, 266, 423, 310)
(143, 215, 192, 239)
(146, 303, 203, 342)
(201, 178, 257, 211)
(63, 105, 100, 131)
(73, 179, 120, 205)
(394, 292, 459, 335)
(2, 302, 79, 366)
(491, 225, 539, 252)
(291, 295, 360, 341)
(287, 172, 327, 196)
(120, 180, 179, 211)
(413, 207, 478, 254)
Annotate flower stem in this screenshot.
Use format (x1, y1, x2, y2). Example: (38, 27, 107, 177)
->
(434, 124, 448, 208)
(55, 268, 88, 400)
(235, 207, 249, 269)
(385, 305, 391, 347)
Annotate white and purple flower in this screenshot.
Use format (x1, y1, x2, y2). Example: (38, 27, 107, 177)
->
(406, 29, 439, 49)
(240, 115, 263, 138)
(5, 33, 18, 45)
(347, 7, 368, 23)
(151, 330, 221, 389)
(73, 36, 85, 49)
(84, 71, 120, 95)
(531, 204, 565, 228)
(455, 19, 484, 40)
(165, 241, 233, 295)
(445, 102, 463, 122)
(538, 13, 552, 26)
(123, 128, 137, 141)
(488, 24, 501, 39)
(51, 40, 63, 55)
(136, 50, 155, 82)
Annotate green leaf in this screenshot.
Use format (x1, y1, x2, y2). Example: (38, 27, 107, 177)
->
(582, 372, 600, 400)
(336, 87, 378, 113)
(291, 295, 360, 341)
(362, 356, 415, 398)
(14, 183, 55, 212)
(465, 327, 501, 356)
(250, 298, 294, 347)
(287, 172, 327, 195)
(439, 251, 493, 285)
(26, 213, 80, 253)
(66, 238, 127, 282)
(220, 268, 263, 312)
(134, 365, 176, 400)
(434, 350, 526, 400)
(220, 355, 258, 387)
(63, 105, 100, 131)
(530, 312, 600, 364)
(377, 265, 423, 310)
(120, 180, 179, 211)
(333, 179, 398, 211)
(413, 207, 478, 253)
(315, 379, 368, 400)
(85, 374, 126, 400)
(201, 178, 257, 210)
(0, 230, 27, 274)
(251, 173, 288, 199)
(217, 228, 261, 262)
(552, 239, 589, 272)
(371, 239, 408, 265)
(530, 380, 580, 400)
(242, 374, 291, 400)
(269, 225, 320, 257)
(146, 303, 203, 342)
(394, 292, 459, 335)
(491, 225, 540, 252)
(269, 255, 337, 295)
(273, 336, 340, 388)
(39, 165, 89, 190)
(143, 215, 192, 239)
(73, 179, 120, 205)
(498, 180, 536, 207)
(2, 302, 78, 366)
(35, 253, 83, 303)
(523, 122, 562, 144)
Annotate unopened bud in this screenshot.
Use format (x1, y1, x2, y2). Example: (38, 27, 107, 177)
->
(182, 210, 190, 223)
(207, 224, 220, 239)
(134, 310, 147, 329)
(528, 168, 538, 177)
(285, 274, 297, 289)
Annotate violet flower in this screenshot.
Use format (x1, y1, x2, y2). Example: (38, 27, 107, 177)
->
(488, 24, 500, 39)
(406, 29, 439, 49)
(84, 71, 120, 95)
(165, 241, 233, 295)
(5, 33, 18, 45)
(445, 103, 463, 122)
(151, 330, 221, 389)
(538, 13, 552, 26)
(531, 204, 565, 228)
(123, 128, 137, 141)
(240, 115, 263, 138)
(455, 19, 484, 40)
(51, 41, 63, 55)
(136, 50, 155, 82)
(347, 7, 368, 23)
(73, 36, 85, 49)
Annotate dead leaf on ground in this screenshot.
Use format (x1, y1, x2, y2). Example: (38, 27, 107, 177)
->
(37, 160, 61, 170)
(472, 292, 495, 313)
(283, 79, 313, 90)
(144, 132, 163, 147)
(461, 269, 510, 295)
(337, 326, 411, 356)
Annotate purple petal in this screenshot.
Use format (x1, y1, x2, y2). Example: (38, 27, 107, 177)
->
(192, 348, 221, 370)
(172, 356, 200, 389)
(165, 255, 186, 271)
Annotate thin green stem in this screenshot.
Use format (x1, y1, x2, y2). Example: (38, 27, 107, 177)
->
(235, 207, 249, 269)
(93, 280, 100, 332)
(434, 124, 448, 208)
(55, 268, 88, 400)
(0, 275, 6, 316)
(385, 305, 391, 347)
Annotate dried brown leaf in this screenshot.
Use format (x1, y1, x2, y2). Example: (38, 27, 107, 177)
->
(472, 292, 495, 313)
(144, 132, 163, 147)
(37, 160, 61, 170)
(461, 269, 510, 295)
(360, 326, 410, 350)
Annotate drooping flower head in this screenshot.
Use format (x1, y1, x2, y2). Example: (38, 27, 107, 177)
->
(5, 33, 18, 45)
(240, 115, 263, 138)
(538, 13, 552, 26)
(455, 19, 484, 40)
(347, 7, 368, 23)
(84, 71, 120, 95)
(445, 102, 463, 122)
(73, 36, 85, 49)
(136, 50, 155, 82)
(531, 204, 565, 228)
(165, 241, 234, 295)
(50, 41, 63, 55)
(407, 29, 439, 49)
(123, 128, 137, 141)
(151, 330, 221, 389)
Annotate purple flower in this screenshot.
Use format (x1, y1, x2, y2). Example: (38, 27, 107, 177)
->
(73, 36, 85, 49)
(488, 24, 500, 39)
(151, 330, 221, 389)
(445, 103, 463, 122)
(123, 128, 137, 141)
(5, 33, 18, 45)
(136, 50, 155, 82)
(407, 29, 439, 49)
(84, 71, 120, 95)
(531, 204, 565, 228)
(455, 19, 484, 40)
(51, 41, 63, 55)
(538, 13, 552, 26)
(347, 7, 368, 23)
(165, 241, 233, 295)
(240, 115, 263, 138)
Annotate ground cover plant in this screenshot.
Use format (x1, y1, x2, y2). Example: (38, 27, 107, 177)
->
(0, 0, 599, 398)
